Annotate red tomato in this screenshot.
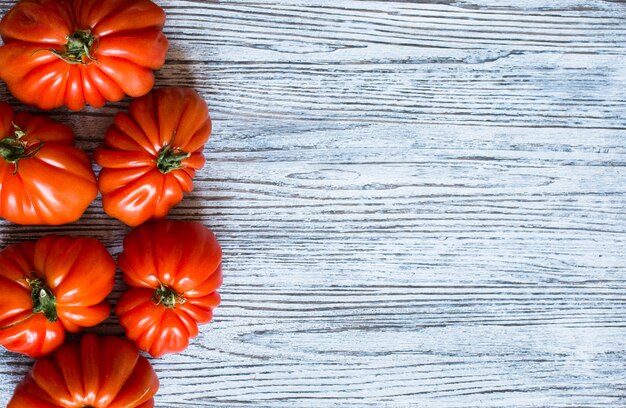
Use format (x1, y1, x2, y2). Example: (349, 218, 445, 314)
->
(0, 102, 97, 225)
(0, 0, 168, 110)
(0, 235, 115, 358)
(8, 333, 159, 407)
(116, 220, 222, 357)
(94, 88, 212, 227)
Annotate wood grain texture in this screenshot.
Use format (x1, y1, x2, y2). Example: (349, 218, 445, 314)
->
(0, 0, 625, 406)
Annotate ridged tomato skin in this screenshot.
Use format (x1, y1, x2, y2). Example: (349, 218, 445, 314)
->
(94, 88, 212, 226)
(0, 0, 169, 111)
(116, 220, 222, 357)
(7, 333, 159, 407)
(0, 102, 97, 225)
(0, 235, 115, 358)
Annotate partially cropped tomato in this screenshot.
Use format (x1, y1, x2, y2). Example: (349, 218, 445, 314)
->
(8, 333, 159, 407)
(0, 0, 168, 110)
(0, 235, 115, 358)
(0, 103, 97, 225)
(94, 88, 212, 226)
(116, 220, 222, 357)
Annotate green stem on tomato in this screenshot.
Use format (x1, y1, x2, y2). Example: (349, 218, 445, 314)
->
(156, 132, 190, 174)
(27, 278, 58, 322)
(47, 29, 99, 65)
(152, 283, 187, 309)
(0, 123, 44, 174)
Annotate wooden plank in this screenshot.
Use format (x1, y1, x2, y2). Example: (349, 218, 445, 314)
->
(0, 0, 625, 406)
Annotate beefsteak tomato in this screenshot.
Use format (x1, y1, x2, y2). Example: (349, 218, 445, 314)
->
(0, 0, 168, 110)
(8, 333, 159, 407)
(116, 220, 222, 357)
(0, 102, 97, 225)
(94, 88, 212, 226)
(0, 235, 115, 358)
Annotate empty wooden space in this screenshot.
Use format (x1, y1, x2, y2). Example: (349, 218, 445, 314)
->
(0, 0, 625, 406)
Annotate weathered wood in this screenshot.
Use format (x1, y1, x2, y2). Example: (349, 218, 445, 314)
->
(0, 0, 625, 406)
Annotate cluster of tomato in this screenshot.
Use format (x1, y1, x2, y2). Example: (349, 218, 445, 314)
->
(0, 1, 223, 406)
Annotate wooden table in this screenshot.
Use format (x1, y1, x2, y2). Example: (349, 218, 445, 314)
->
(1, 0, 625, 406)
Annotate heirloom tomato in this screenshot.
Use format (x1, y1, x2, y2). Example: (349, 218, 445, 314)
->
(116, 220, 222, 357)
(0, 102, 97, 225)
(94, 88, 212, 226)
(0, 235, 115, 358)
(8, 333, 159, 407)
(0, 0, 168, 110)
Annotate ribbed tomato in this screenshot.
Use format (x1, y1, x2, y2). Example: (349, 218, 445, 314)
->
(8, 333, 159, 407)
(0, 0, 168, 110)
(116, 220, 222, 357)
(0, 235, 115, 358)
(0, 102, 97, 225)
(94, 88, 212, 226)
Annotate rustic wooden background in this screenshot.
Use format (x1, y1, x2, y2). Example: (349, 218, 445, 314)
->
(1, 0, 625, 406)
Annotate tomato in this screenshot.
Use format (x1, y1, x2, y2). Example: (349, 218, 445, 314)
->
(0, 235, 115, 358)
(0, 102, 97, 225)
(8, 333, 159, 407)
(116, 220, 222, 357)
(0, 0, 168, 111)
(94, 88, 212, 226)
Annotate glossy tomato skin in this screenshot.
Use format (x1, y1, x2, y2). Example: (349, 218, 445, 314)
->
(0, 235, 115, 358)
(116, 220, 222, 357)
(0, 102, 97, 225)
(8, 333, 159, 407)
(0, 0, 168, 110)
(94, 88, 212, 226)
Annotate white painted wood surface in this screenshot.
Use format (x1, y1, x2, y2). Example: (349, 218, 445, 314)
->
(1, 0, 625, 406)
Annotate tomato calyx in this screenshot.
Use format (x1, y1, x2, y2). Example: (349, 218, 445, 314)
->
(50, 29, 99, 65)
(26, 277, 58, 322)
(0, 123, 44, 174)
(152, 283, 187, 309)
(156, 137, 190, 174)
